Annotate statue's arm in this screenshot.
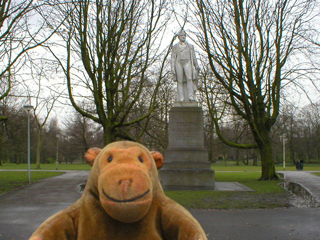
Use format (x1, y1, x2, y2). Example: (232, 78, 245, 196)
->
(171, 45, 177, 73)
(160, 199, 207, 240)
(190, 45, 200, 70)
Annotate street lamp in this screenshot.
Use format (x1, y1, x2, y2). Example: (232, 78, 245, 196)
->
(23, 104, 33, 183)
(55, 134, 59, 170)
(282, 134, 287, 171)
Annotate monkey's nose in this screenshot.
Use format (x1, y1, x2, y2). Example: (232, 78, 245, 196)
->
(119, 179, 133, 185)
(119, 179, 133, 199)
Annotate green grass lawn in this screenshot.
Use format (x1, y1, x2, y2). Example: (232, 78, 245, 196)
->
(211, 163, 320, 171)
(0, 171, 63, 194)
(0, 163, 91, 170)
(312, 172, 320, 177)
(165, 171, 290, 209)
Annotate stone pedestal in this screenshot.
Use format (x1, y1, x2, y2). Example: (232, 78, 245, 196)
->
(159, 102, 215, 190)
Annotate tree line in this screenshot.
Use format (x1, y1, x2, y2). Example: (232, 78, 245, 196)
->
(204, 102, 320, 165)
(0, 94, 319, 168)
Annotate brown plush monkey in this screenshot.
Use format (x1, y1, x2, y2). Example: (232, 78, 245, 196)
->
(29, 141, 207, 240)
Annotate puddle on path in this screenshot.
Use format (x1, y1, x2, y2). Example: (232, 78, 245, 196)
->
(280, 182, 320, 208)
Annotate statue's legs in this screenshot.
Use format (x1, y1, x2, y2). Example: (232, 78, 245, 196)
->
(177, 82, 184, 101)
(176, 62, 186, 101)
(187, 78, 194, 101)
(176, 61, 195, 101)
(182, 63, 194, 101)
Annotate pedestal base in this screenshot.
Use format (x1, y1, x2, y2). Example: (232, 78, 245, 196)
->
(159, 102, 215, 190)
(159, 169, 215, 190)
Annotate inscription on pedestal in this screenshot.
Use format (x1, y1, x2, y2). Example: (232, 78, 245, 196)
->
(174, 121, 199, 146)
(176, 121, 198, 127)
(168, 107, 205, 149)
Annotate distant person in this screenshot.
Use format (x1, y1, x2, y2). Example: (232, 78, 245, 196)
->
(296, 160, 304, 171)
(299, 160, 304, 171)
(171, 30, 200, 102)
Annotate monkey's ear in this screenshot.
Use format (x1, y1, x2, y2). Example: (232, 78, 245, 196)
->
(151, 151, 164, 170)
(84, 148, 101, 166)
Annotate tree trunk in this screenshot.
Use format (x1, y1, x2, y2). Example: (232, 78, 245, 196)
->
(257, 135, 278, 180)
(103, 127, 116, 145)
(0, 124, 3, 166)
(253, 157, 257, 166)
(235, 149, 239, 166)
(15, 153, 20, 164)
(246, 150, 249, 165)
(36, 129, 43, 169)
(253, 150, 258, 166)
(208, 129, 214, 163)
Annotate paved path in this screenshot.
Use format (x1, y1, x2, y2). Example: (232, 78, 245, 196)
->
(0, 170, 320, 240)
(281, 171, 320, 204)
(191, 208, 320, 240)
(0, 171, 89, 240)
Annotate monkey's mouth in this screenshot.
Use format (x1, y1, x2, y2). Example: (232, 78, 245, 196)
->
(102, 188, 150, 203)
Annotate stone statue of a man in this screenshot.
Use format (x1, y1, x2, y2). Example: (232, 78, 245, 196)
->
(171, 30, 200, 102)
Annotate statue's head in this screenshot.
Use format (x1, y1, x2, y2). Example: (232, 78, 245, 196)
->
(177, 30, 187, 42)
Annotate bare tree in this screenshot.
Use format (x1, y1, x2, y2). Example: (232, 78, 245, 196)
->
(0, 0, 59, 121)
(125, 74, 175, 151)
(19, 56, 62, 169)
(299, 103, 320, 161)
(0, 98, 34, 165)
(41, 117, 60, 164)
(192, 0, 318, 180)
(63, 107, 103, 163)
(42, 0, 170, 144)
(31, 95, 58, 169)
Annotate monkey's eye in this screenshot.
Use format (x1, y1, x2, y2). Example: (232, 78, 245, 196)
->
(108, 156, 113, 162)
(138, 156, 144, 163)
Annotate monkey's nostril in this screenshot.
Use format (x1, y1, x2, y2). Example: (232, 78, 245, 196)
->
(119, 179, 133, 185)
